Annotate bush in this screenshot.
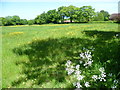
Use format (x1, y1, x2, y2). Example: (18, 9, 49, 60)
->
(65, 48, 119, 88)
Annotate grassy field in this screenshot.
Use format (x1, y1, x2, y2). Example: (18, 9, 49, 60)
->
(2, 23, 120, 88)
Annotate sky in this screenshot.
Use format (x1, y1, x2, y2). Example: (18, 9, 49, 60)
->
(0, 0, 120, 20)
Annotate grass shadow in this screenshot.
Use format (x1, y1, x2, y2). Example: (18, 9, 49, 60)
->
(84, 30, 120, 80)
(12, 30, 120, 88)
(12, 37, 93, 87)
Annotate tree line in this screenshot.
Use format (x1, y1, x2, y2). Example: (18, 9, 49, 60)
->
(0, 5, 110, 26)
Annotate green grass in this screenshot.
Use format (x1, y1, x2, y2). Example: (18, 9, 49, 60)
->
(2, 23, 120, 88)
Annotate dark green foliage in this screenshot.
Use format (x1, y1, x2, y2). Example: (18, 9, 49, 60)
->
(20, 19, 28, 25)
(3, 16, 15, 26)
(28, 20, 34, 25)
(35, 12, 47, 24)
(94, 10, 110, 21)
(35, 5, 96, 24)
(1, 6, 110, 26)
(94, 12, 104, 21)
(0, 17, 3, 26)
(79, 6, 95, 22)
(65, 5, 79, 23)
(58, 6, 67, 23)
(46, 9, 60, 23)
(1, 15, 28, 26)
(100, 10, 110, 21)
(11, 15, 21, 25)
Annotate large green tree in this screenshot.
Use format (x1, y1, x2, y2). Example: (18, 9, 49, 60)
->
(58, 6, 67, 23)
(20, 19, 28, 25)
(46, 9, 60, 23)
(35, 12, 47, 24)
(65, 5, 78, 23)
(100, 10, 110, 21)
(28, 20, 34, 25)
(3, 16, 15, 26)
(80, 6, 95, 22)
(94, 12, 104, 21)
(12, 15, 21, 25)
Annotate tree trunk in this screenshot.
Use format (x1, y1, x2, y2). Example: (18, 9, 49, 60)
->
(61, 16, 64, 23)
(70, 17, 72, 23)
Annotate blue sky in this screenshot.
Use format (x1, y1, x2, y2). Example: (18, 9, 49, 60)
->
(0, 0, 120, 20)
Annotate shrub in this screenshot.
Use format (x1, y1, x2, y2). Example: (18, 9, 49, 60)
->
(65, 48, 119, 88)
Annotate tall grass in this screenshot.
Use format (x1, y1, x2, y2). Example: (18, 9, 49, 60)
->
(2, 23, 120, 88)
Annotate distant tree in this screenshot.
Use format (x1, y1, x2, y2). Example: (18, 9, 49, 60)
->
(0, 17, 3, 26)
(80, 6, 95, 22)
(58, 6, 67, 23)
(35, 12, 48, 24)
(28, 20, 34, 25)
(94, 12, 104, 21)
(20, 19, 28, 25)
(1, 15, 21, 26)
(100, 10, 110, 21)
(3, 16, 15, 26)
(46, 9, 60, 23)
(12, 15, 21, 25)
(75, 7, 87, 22)
(65, 5, 78, 23)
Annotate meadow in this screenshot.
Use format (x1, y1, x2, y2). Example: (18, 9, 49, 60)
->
(2, 23, 120, 88)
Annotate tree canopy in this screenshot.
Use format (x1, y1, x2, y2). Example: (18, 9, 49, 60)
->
(35, 5, 96, 24)
(1, 5, 112, 26)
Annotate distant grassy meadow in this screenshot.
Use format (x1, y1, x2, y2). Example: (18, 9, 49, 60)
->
(2, 23, 120, 88)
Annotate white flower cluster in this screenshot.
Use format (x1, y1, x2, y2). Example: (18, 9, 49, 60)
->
(111, 79, 119, 88)
(65, 50, 93, 88)
(73, 82, 82, 88)
(80, 50, 92, 60)
(80, 50, 93, 68)
(65, 60, 74, 75)
(92, 75, 98, 81)
(75, 65, 84, 80)
(85, 82, 90, 87)
(73, 81, 90, 88)
(65, 49, 108, 88)
(98, 67, 106, 81)
(92, 67, 106, 82)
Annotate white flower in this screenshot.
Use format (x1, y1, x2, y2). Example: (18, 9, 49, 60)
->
(65, 60, 72, 67)
(98, 67, 106, 81)
(76, 82, 82, 88)
(112, 85, 117, 88)
(73, 82, 76, 86)
(75, 70, 81, 75)
(113, 79, 118, 84)
(85, 82, 90, 87)
(98, 75, 106, 81)
(79, 61, 83, 64)
(101, 73, 106, 77)
(77, 75, 84, 80)
(80, 53, 85, 59)
(83, 60, 93, 67)
(73, 82, 82, 88)
(66, 68, 74, 75)
(92, 75, 98, 81)
(99, 67, 105, 73)
(76, 64, 80, 70)
(80, 50, 92, 61)
(87, 60, 93, 66)
(116, 34, 119, 37)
